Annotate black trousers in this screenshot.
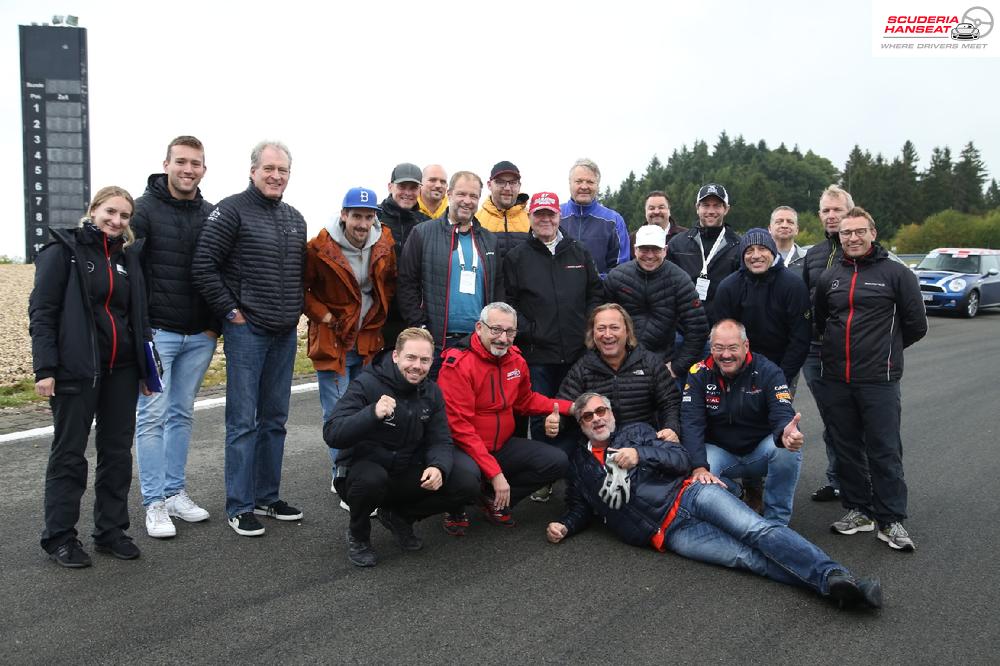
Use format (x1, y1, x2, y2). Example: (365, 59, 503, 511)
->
(491, 437, 569, 507)
(41, 365, 140, 552)
(821, 378, 907, 525)
(339, 451, 481, 541)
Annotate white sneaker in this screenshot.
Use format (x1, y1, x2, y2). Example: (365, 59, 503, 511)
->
(146, 501, 177, 538)
(331, 474, 337, 494)
(165, 490, 210, 523)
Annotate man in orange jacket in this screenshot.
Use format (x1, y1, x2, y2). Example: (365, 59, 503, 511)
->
(304, 187, 398, 493)
(437, 301, 573, 531)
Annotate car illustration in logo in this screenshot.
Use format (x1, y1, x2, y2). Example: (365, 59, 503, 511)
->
(914, 248, 1000, 318)
(951, 22, 980, 39)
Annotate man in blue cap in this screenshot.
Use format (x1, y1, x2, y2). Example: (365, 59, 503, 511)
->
(304, 187, 398, 497)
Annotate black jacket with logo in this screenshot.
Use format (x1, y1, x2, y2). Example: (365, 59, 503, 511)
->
(814, 243, 927, 383)
(30, 225, 150, 383)
(503, 234, 603, 366)
(681, 353, 795, 469)
(192, 182, 306, 334)
(323, 352, 454, 478)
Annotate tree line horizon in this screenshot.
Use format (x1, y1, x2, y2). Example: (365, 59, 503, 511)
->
(602, 132, 999, 253)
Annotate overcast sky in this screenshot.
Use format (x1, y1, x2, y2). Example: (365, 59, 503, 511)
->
(2, 0, 997, 260)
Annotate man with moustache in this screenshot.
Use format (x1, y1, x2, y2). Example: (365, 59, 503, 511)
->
(132, 136, 216, 539)
(628, 191, 687, 258)
(769, 206, 806, 277)
(801, 185, 853, 502)
(667, 183, 742, 323)
(546, 392, 882, 610)
(192, 140, 306, 537)
(397, 171, 501, 376)
(418, 164, 448, 220)
(560, 158, 628, 278)
(324, 327, 479, 567)
(681, 320, 804, 526)
(303, 187, 397, 495)
(815, 208, 926, 552)
(380, 162, 427, 348)
(478, 161, 532, 261)
(438, 303, 573, 528)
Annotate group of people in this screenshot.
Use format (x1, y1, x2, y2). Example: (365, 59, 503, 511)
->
(29, 139, 927, 611)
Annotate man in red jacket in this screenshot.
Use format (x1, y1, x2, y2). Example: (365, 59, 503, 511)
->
(438, 302, 573, 530)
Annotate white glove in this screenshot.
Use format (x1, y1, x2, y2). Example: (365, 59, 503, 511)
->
(598, 455, 631, 510)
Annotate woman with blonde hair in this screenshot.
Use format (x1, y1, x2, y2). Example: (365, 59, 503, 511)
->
(29, 186, 153, 568)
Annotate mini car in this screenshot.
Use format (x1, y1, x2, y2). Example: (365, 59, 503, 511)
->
(951, 23, 980, 39)
(914, 248, 1000, 317)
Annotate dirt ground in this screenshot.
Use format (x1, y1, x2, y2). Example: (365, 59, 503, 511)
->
(0, 265, 36, 385)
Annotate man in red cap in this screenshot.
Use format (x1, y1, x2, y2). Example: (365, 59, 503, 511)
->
(503, 192, 602, 479)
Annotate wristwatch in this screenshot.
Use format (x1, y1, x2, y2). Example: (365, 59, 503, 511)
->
(226, 308, 240, 321)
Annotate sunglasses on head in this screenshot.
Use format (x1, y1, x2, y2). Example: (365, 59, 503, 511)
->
(578, 405, 610, 423)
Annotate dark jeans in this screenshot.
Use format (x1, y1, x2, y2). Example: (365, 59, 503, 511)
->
(528, 363, 571, 441)
(338, 452, 481, 541)
(41, 364, 140, 552)
(490, 437, 569, 507)
(801, 346, 839, 489)
(821, 378, 906, 525)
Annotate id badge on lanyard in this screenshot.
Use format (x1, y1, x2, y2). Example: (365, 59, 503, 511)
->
(695, 230, 727, 301)
(457, 233, 479, 295)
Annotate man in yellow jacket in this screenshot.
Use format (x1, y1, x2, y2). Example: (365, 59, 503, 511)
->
(478, 160, 531, 261)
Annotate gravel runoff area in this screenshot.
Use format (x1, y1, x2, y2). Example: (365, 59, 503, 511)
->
(0, 265, 36, 386)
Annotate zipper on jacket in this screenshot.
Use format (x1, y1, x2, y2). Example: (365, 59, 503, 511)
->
(844, 265, 860, 383)
(494, 363, 509, 452)
(102, 234, 119, 371)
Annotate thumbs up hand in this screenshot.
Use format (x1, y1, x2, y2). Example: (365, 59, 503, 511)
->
(544, 403, 561, 438)
(782, 412, 804, 451)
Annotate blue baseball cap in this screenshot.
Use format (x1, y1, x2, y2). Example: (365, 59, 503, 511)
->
(342, 187, 380, 210)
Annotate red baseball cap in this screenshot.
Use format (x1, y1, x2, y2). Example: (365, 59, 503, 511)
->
(529, 191, 560, 214)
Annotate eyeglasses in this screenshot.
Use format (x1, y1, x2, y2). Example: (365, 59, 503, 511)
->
(710, 344, 743, 354)
(578, 405, 610, 423)
(494, 179, 520, 189)
(484, 324, 517, 338)
(839, 228, 871, 238)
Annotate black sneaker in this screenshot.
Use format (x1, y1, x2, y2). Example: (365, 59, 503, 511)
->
(228, 512, 266, 536)
(253, 500, 303, 521)
(376, 508, 423, 551)
(346, 529, 377, 567)
(828, 570, 883, 609)
(49, 539, 92, 568)
(811, 485, 840, 502)
(94, 536, 141, 560)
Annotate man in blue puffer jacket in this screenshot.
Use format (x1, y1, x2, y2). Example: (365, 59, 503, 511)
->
(546, 392, 882, 610)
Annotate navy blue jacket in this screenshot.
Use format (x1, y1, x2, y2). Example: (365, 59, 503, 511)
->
(323, 352, 455, 478)
(712, 259, 811, 382)
(666, 225, 742, 323)
(559, 422, 692, 546)
(560, 200, 626, 277)
(681, 353, 795, 470)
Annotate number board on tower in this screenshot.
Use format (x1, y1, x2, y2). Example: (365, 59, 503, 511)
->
(19, 24, 90, 262)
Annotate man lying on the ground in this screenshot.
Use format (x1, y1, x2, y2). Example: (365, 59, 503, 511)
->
(545, 391, 882, 610)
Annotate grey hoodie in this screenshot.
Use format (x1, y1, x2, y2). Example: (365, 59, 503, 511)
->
(326, 217, 383, 330)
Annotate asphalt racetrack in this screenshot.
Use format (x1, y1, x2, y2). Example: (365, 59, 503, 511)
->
(2, 311, 998, 664)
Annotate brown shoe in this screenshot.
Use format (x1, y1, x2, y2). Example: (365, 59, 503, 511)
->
(743, 486, 764, 515)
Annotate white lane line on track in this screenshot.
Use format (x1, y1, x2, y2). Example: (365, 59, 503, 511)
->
(0, 382, 319, 444)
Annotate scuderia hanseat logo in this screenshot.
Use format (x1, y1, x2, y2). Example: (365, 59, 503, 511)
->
(874, 3, 994, 54)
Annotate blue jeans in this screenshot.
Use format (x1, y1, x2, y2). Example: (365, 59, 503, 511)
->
(135, 329, 217, 506)
(664, 482, 842, 594)
(222, 321, 297, 518)
(317, 349, 363, 471)
(706, 434, 802, 525)
(801, 346, 839, 489)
